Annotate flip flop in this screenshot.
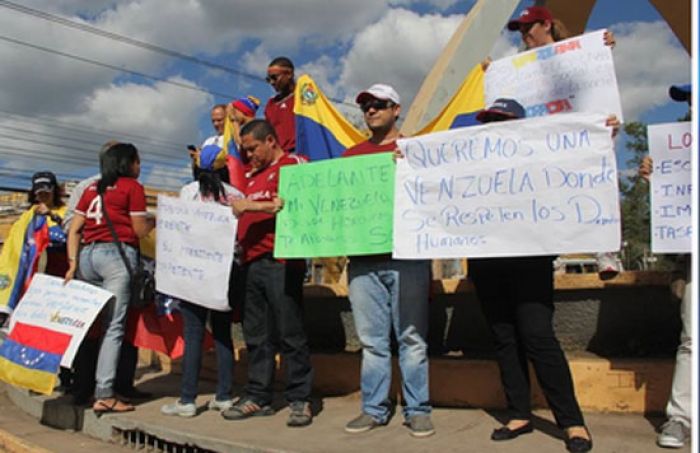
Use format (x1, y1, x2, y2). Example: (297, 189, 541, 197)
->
(93, 398, 135, 415)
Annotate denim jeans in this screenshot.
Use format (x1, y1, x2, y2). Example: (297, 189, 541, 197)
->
(241, 257, 312, 405)
(667, 280, 692, 427)
(348, 258, 431, 422)
(77, 242, 136, 399)
(180, 301, 233, 404)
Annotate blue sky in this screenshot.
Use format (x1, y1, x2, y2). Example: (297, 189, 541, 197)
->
(0, 0, 691, 191)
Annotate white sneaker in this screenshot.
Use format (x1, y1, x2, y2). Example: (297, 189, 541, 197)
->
(161, 400, 197, 417)
(597, 252, 622, 280)
(207, 398, 234, 411)
(657, 420, 689, 448)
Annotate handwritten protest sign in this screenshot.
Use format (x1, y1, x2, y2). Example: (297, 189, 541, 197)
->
(9, 274, 113, 367)
(275, 153, 395, 258)
(156, 195, 236, 311)
(393, 112, 620, 259)
(485, 30, 623, 121)
(648, 122, 692, 253)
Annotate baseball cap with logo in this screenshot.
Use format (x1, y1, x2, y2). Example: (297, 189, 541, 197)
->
(476, 98, 526, 123)
(31, 171, 57, 194)
(356, 84, 401, 105)
(507, 6, 554, 31)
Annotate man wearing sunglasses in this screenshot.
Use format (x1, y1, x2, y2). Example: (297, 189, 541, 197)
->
(264, 57, 296, 155)
(342, 84, 434, 438)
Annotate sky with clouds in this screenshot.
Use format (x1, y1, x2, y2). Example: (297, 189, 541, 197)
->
(0, 0, 691, 191)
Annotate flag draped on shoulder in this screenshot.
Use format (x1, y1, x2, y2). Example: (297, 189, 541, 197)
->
(416, 64, 485, 135)
(222, 116, 247, 192)
(0, 322, 71, 394)
(294, 74, 365, 160)
(0, 205, 65, 314)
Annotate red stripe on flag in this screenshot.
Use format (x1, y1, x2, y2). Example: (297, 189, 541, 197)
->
(8, 322, 72, 354)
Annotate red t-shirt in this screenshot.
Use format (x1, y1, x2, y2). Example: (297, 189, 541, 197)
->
(265, 93, 296, 154)
(237, 153, 305, 263)
(342, 139, 397, 157)
(75, 177, 147, 247)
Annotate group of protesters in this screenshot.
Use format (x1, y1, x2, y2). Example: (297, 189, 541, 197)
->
(0, 4, 692, 453)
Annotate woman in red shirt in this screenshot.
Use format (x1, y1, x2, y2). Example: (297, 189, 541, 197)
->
(65, 143, 154, 413)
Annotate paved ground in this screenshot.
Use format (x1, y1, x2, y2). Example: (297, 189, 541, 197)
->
(0, 390, 133, 453)
(1, 369, 691, 453)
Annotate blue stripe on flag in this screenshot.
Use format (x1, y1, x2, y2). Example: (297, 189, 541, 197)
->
(0, 338, 62, 373)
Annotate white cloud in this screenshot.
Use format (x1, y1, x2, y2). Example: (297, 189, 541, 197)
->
(609, 21, 690, 120)
(337, 8, 463, 108)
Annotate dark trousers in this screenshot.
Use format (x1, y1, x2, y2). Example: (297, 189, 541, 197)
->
(470, 256, 585, 429)
(180, 301, 233, 404)
(241, 257, 313, 405)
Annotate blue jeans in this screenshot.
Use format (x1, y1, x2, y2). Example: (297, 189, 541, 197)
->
(78, 242, 136, 399)
(348, 258, 432, 422)
(180, 301, 233, 404)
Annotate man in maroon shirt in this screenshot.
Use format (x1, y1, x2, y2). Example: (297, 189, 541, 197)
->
(264, 57, 296, 154)
(342, 84, 434, 438)
(222, 119, 313, 428)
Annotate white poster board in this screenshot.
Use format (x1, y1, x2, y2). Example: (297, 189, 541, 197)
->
(485, 30, 623, 121)
(393, 112, 620, 259)
(648, 122, 692, 253)
(9, 274, 113, 367)
(155, 195, 236, 311)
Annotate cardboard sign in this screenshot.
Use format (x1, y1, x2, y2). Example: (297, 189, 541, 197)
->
(275, 153, 395, 258)
(485, 30, 623, 121)
(156, 196, 236, 311)
(9, 274, 113, 367)
(393, 112, 620, 259)
(648, 122, 692, 253)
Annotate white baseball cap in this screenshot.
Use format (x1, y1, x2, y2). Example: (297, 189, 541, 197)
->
(356, 84, 401, 105)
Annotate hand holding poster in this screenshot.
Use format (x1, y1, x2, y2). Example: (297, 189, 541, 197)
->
(393, 112, 620, 259)
(156, 196, 236, 311)
(0, 274, 112, 394)
(485, 30, 623, 121)
(275, 153, 395, 258)
(648, 122, 692, 253)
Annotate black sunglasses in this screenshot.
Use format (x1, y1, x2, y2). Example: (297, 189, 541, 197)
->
(360, 99, 393, 113)
(265, 72, 289, 83)
(519, 21, 540, 34)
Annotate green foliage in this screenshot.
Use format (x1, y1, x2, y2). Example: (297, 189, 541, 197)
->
(619, 121, 675, 270)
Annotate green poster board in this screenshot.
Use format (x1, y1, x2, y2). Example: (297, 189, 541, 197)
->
(274, 153, 395, 258)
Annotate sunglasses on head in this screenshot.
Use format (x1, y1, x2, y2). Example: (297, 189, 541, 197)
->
(360, 99, 393, 113)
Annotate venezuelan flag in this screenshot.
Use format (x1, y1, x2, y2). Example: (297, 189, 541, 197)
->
(0, 322, 72, 394)
(294, 74, 365, 161)
(222, 117, 247, 192)
(416, 64, 486, 135)
(0, 206, 64, 314)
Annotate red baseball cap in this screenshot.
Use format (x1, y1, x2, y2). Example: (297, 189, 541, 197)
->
(507, 6, 553, 31)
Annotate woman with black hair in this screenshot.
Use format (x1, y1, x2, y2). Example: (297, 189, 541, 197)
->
(0, 171, 66, 325)
(65, 143, 154, 414)
(160, 149, 242, 417)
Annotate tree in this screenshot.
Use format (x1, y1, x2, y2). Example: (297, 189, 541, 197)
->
(619, 122, 676, 271)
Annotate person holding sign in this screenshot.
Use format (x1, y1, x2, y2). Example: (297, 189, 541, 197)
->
(503, 4, 621, 281)
(468, 99, 591, 453)
(639, 83, 692, 449)
(342, 84, 434, 438)
(65, 143, 154, 414)
(160, 144, 244, 418)
(223, 119, 313, 428)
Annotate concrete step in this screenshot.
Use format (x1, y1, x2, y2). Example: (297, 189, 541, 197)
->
(2, 366, 684, 453)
